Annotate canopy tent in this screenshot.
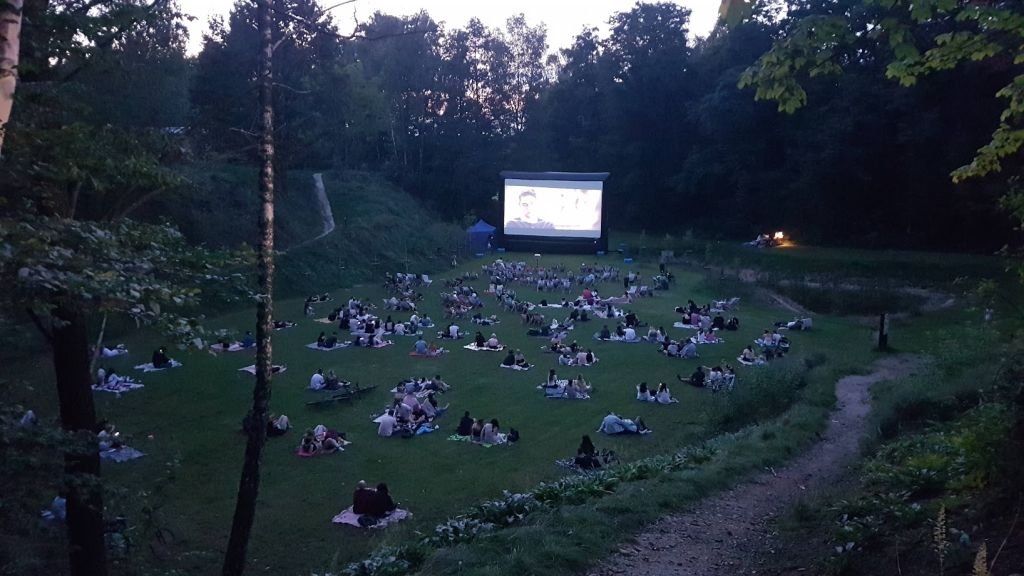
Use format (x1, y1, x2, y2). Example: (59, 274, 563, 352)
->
(465, 220, 496, 254)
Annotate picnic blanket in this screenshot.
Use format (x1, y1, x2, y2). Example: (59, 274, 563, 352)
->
(446, 433, 507, 446)
(463, 343, 505, 352)
(100, 346, 129, 358)
(100, 447, 145, 462)
(211, 342, 248, 352)
(239, 365, 287, 375)
(672, 322, 701, 329)
(593, 333, 641, 343)
(133, 360, 182, 372)
(331, 507, 412, 528)
(737, 357, 764, 366)
(409, 349, 447, 357)
(296, 437, 353, 457)
(273, 323, 298, 331)
(305, 342, 351, 351)
(92, 381, 144, 394)
(314, 317, 335, 324)
(499, 363, 530, 371)
(371, 341, 394, 349)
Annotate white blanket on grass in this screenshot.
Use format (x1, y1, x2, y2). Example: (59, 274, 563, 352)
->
(331, 507, 411, 528)
(672, 322, 700, 329)
(92, 381, 144, 394)
(499, 363, 531, 371)
(239, 365, 287, 375)
(100, 447, 145, 462)
(463, 343, 505, 352)
(305, 342, 351, 351)
(134, 360, 181, 372)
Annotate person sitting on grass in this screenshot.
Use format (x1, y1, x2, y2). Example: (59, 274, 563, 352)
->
(309, 368, 325, 391)
(267, 414, 290, 437)
(299, 428, 343, 455)
(681, 339, 699, 359)
(514, 350, 531, 369)
(656, 382, 679, 404)
(413, 336, 429, 356)
(402, 390, 421, 411)
(426, 374, 449, 392)
(597, 412, 649, 435)
(688, 366, 706, 388)
(574, 435, 602, 469)
(151, 347, 171, 369)
(572, 375, 592, 396)
(545, 368, 559, 388)
(636, 382, 655, 402)
(559, 351, 574, 366)
(324, 332, 339, 348)
(470, 418, 485, 442)
(502, 349, 516, 367)
(241, 331, 256, 348)
(740, 345, 756, 363)
(367, 483, 397, 520)
(421, 392, 447, 419)
(456, 411, 474, 436)
(599, 325, 611, 340)
(352, 480, 377, 516)
(447, 323, 461, 339)
(475, 331, 486, 348)
(377, 410, 397, 438)
(486, 333, 501, 349)
(481, 419, 501, 445)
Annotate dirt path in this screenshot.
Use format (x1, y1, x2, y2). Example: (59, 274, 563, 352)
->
(586, 355, 928, 576)
(283, 173, 335, 253)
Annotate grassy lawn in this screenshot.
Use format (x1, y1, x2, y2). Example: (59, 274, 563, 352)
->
(3, 251, 982, 575)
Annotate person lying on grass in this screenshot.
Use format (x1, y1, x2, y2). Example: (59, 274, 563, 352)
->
(597, 412, 650, 435)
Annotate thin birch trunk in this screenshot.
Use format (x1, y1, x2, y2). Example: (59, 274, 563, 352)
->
(0, 0, 24, 156)
(222, 0, 275, 574)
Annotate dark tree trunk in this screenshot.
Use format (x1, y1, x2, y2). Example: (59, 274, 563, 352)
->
(222, 0, 275, 574)
(51, 306, 107, 576)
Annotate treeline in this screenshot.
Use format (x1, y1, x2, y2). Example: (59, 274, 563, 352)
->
(4, 0, 1016, 251)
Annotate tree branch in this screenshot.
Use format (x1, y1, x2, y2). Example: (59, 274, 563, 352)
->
(26, 307, 53, 345)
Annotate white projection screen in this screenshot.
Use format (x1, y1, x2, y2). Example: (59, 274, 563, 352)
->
(503, 179, 603, 238)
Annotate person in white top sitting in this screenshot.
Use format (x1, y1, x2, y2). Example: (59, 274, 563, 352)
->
(309, 368, 325, 390)
(636, 382, 655, 402)
(448, 324, 461, 339)
(377, 410, 397, 437)
(486, 333, 500, 348)
(656, 382, 679, 404)
(623, 327, 637, 341)
(575, 350, 589, 365)
(394, 322, 407, 335)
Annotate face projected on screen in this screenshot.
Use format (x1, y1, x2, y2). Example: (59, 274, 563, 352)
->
(508, 190, 554, 229)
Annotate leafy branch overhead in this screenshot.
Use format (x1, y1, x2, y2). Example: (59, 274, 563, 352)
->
(738, 0, 1024, 182)
(0, 216, 254, 343)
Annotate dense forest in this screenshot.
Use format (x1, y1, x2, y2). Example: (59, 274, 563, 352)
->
(2, 0, 1018, 252)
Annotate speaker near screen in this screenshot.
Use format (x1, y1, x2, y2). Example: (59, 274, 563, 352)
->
(498, 171, 609, 253)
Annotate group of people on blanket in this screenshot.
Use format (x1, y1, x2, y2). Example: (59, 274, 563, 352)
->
(500, 348, 533, 369)
(454, 411, 519, 445)
(635, 381, 679, 404)
(541, 369, 593, 398)
(681, 365, 737, 391)
(738, 328, 791, 364)
(309, 368, 349, 391)
(377, 379, 449, 437)
(474, 331, 503, 349)
(351, 480, 398, 525)
(676, 304, 740, 333)
(441, 286, 484, 318)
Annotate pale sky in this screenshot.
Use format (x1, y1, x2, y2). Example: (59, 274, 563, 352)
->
(179, 0, 720, 55)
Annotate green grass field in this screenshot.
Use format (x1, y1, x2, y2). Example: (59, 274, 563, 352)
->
(3, 251, 986, 575)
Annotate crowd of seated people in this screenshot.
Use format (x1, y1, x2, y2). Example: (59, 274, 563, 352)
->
(440, 287, 483, 319)
(482, 259, 620, 291)
(351, 480, 398, 525)
(377, 390, 443, 437)
(660, 336, 699, 358)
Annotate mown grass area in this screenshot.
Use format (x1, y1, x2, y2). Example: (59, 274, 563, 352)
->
(1, 249, 997, 576)
(613, 231, 1006, 288)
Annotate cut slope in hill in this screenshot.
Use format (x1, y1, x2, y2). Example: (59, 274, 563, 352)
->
(140, 165, 463, 296)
